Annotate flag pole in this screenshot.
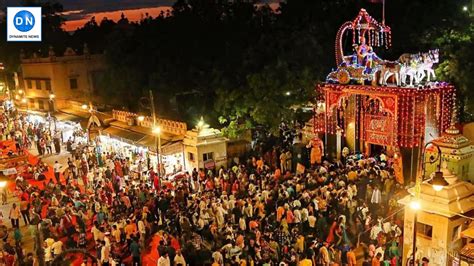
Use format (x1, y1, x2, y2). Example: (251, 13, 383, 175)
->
(382, 0, 386, 25)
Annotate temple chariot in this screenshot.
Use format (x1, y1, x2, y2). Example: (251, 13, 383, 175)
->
(314, 9, 455, 183)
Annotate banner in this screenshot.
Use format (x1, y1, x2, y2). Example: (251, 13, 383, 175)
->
(364, 115, 394, 146)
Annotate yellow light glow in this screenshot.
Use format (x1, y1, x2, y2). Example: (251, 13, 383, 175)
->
(138, 116, 145, 122)
(153, 126, 161, 134)
(0, 181, 6, 188)
(197, 120, 204, 128)
(21, 98, 27, 103)
(18, 89, 23, 94)
(433, 185, 444, 191)
(409, 200, 421, 211)
(81, 104, 88, 110)
(49, 94, 55, 99)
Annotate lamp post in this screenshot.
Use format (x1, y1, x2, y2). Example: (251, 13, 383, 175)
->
(149, 90, 162, 178)
(153, 126, 162, 178)
(48, 93, 56, 132)
(419, 141, 449, 192)
(410, 141, 449, 265)
(409, 200, 421, 266)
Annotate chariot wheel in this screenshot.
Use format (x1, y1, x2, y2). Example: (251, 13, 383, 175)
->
(337, 69, 350, 84)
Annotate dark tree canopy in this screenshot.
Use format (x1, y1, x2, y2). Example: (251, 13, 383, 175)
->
(0, 0, 472, 134)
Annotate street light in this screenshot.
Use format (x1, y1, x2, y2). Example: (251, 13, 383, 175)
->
(49, 93, 55, 100)
(463, 6, 468, 11)
(81, 104, 88, 110)
(420, 141, 448, 191)
(409, 200, 421, 211)
(409, 198, 420, 266)
(431, 171, 449, 191)
(137, 115, 145, 122)
(409, 142, 449, 266)
(21, 98, 27, 104)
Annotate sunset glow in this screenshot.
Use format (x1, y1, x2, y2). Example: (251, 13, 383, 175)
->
(62, 6, 172, 31)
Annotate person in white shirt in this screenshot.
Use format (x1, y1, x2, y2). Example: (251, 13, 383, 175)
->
(100, 240, 111, 266)
(308, 214, 317, 229)
(138, 219, 146, 248)
(174, 249, 186, 266)
(212, 250, 224, 265)
(157, 251, 171, 266)
(51, 240, 63, 258)
(53, 161, 62, 184)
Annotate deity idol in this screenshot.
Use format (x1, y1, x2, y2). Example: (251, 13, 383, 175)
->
(356, 37, 370, 65)
(307, 137, 324, 166)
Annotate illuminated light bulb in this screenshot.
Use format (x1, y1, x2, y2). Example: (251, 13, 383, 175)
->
(409, 200, 421, 210)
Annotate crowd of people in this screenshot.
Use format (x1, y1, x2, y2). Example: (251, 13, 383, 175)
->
(0, 110, 410, 266)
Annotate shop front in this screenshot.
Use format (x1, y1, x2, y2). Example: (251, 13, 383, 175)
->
(161, 141, 186, 175)
(98, 127, 149, 179)
(54, 112, 86, 143)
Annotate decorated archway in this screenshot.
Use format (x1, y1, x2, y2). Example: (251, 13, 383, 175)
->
(314, 9, 456, 183)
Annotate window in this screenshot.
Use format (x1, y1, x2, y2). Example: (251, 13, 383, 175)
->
(26, 80, 32, 89)
(69, 78, 78, 89)
(416, 222, 433, 239)
(45, 80, 51, 91)
(35, 80, 41, 90)
(38, 100, 44, 110)
(203, 152, 214, 161)
(188, 152, 195, 162)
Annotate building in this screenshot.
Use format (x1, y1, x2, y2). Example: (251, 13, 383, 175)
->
(97, 111, 228, 175)
(399, 167, 474, 266)
(183, 120, 228, 172)
(18, 45, 106, 112)
(426, 123, 474, 182)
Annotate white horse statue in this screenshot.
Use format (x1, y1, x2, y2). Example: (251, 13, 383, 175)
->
(417, 49, 439, 83)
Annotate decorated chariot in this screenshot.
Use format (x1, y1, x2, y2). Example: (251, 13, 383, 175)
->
(314, 9, 455, 184)
(326, 9, 439, 87)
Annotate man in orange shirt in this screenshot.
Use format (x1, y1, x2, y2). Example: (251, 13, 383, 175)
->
(276, 205, 285, 222)
(124, 219, 137, 241)
(347, 246, 357, 266)
(372, 253, 382, 266)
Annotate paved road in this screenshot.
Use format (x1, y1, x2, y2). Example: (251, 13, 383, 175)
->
(0, 143, 72, 256)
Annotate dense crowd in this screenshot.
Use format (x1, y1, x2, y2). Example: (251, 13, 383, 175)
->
(0, 111, 408, 266)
